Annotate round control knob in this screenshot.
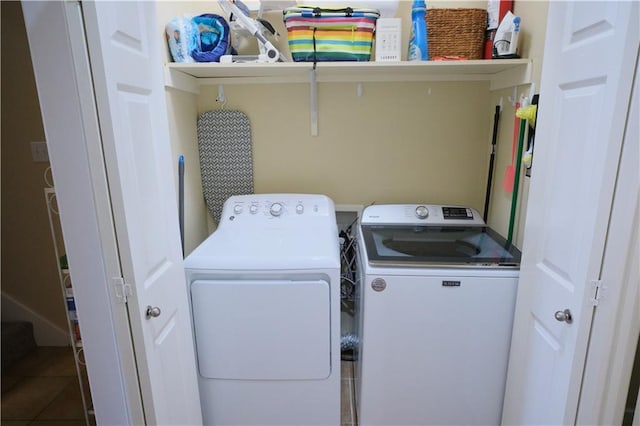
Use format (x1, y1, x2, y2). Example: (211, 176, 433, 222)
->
(296, 204, 304, 214)
(233, 204, 243, 215)
(270, 202, 283, 216)
(415, 205, 429, 219)
(249, 205, 258, 215)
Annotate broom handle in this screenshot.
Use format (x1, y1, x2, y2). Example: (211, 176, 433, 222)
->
(483, 105, 501, 222)
(507, 119, 527, 244)
(179, 155, 185, 256)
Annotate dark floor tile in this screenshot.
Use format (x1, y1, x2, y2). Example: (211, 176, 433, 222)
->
(35, 379, 86, 421)
(341, 361, 356, 425)
(341, 377, 355, 425)
(39, 348, 78, 377)
(29, 421, 87, 426)
(341, 360, 354, 380)
(0, 376, 72, 420)
(3, 347, 75, 378)
(0, 421, 30, 426)
(2, 374, 22, 393)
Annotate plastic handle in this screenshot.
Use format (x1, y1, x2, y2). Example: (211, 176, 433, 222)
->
(301, 6, 356, 17)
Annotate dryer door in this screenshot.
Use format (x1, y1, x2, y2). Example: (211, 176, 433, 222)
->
(191, 279, 331, 380)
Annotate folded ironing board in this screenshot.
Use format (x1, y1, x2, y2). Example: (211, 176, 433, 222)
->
(197, 110, 254, 222)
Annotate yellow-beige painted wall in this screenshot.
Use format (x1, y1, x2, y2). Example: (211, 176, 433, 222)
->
(197, 81, 491, 206)
(487, 0, 548, 246)
(1, 2, 68, 333)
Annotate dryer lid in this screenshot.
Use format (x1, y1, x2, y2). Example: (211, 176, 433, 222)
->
(185, 225, 340, 270)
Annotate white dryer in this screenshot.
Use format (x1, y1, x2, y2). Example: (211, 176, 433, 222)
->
(355, 204, 521, 425)
(184, 194, 341, 426)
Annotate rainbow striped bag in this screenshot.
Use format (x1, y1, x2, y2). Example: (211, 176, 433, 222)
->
(283, 6, 380, 62)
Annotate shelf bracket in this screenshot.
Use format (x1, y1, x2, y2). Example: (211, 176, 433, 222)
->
(489, 59, 532, 91)
(164, 66, 199, 95)
(310, 68, 318, 136)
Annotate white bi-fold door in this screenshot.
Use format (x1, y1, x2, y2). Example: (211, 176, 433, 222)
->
(23, 1, 202, 424)
(502, 2, 639, 424)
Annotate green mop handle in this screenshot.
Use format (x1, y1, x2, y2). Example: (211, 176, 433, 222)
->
(507, 118, 527, 244)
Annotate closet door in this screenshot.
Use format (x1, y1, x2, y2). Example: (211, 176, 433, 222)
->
(502, 2, 639, 424)
(80, 2, 202, 425)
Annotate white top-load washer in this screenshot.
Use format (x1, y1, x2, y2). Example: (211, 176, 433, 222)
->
(355, 204, 521, 426)
(184, 194, 341, 426)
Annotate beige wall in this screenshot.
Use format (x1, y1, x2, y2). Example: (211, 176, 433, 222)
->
(197, 81, 492, 206)
(165, 88, 210, 254)
(487, 0, 548, 246)
(1, 2, 68, 331)
(159, 1, 548, 252)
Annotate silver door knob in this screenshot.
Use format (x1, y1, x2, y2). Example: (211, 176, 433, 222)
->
(554, 309, 572, 324)
(146, 305, 161, 319)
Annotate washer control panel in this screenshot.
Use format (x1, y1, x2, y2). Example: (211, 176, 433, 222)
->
(442, 206, 474, 220)
(222, 194, 332, 222)
(361, 204, 485, 226)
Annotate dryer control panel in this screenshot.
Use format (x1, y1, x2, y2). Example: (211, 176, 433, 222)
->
(187, 193, 340, 270)
(221, 194, 335, 223)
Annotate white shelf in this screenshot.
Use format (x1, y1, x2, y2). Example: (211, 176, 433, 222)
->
(165, 58, 532, 93)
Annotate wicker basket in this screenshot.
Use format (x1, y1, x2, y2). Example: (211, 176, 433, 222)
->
(426, 8, 487, 60)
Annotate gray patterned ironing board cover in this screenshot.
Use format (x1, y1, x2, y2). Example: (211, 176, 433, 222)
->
(197, 110, 254, 222)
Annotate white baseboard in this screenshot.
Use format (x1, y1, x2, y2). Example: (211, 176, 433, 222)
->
(1, 291, 70, 346)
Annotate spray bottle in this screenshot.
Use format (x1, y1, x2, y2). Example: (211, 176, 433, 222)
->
(408, 0, 428, 61)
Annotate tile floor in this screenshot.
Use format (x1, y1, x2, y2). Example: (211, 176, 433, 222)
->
(341, 360, 357, 426)
(2, 347, 356, 426)
(1, 346, 94, 426)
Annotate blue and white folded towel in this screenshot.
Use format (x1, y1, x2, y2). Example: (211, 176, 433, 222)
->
(166, 14, 230, 63)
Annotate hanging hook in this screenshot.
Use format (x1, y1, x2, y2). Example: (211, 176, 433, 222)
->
(528, 82, 536, 104)
(217, 85, 227, 110)
(507, 86, 518, 106)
